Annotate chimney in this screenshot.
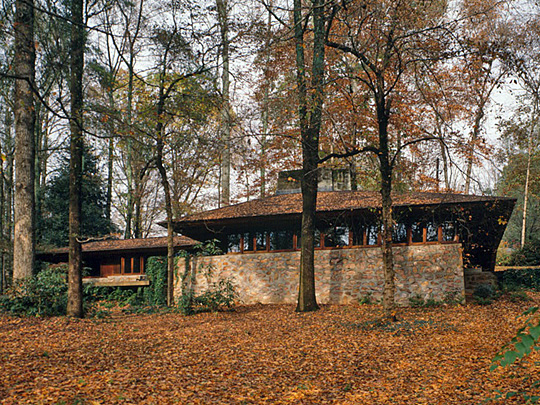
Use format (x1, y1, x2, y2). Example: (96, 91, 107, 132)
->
(275, 168, 351, 195)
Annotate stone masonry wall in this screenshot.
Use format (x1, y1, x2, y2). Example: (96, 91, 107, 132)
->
(175, 244, 464, 306)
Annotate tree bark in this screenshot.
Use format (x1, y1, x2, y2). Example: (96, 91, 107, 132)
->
(13, 0, 36, 281)
(376, 85, 396, 318)
(260, 2, 272, 198)
(217, 0, 231, 207)
(295, 0, 326, 312)
(67, 0, 84, 318)
(155, 84, 175, 306)
(521, 116, 535, 248)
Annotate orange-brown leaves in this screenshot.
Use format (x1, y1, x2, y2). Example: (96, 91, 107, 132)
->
(1, 296, 539, 404)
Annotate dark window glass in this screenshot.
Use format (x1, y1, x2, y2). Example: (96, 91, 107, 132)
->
(132, 256, 141, 273)
(228, 234, 241, 253)
(442, 221, 456, 241)
(411, 222, 424, 243)
(255, 232, 267, 251)
(366, 225, 379, 245)
(314, 229, 321, 248)
(243, 233, 254, 251)
(426, 222, 438, 242)
(392, 223, 408, 244)
(124, 257, 132, 273)
(324, 226, 350, 247)
(352, 225, 363, 245)
(269, 230, 294, 250)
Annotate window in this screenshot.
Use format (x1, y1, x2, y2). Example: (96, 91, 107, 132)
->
(269, 230, 294, 250)
(426, 222, 438, 242)
(392, 223, 408, 244)
(227, 234, 241, 253)
(351, 224, 364, 246)
(243, 233, 254, 251)
(132, 256, 141, 274)
(442, 221, 457, 242)
(411, 222, 424, 243)
(256, 232, 267, 251)
(124, 257, 132, 273)
(324, 226, 350, 247)
(366, 225, 379, 245)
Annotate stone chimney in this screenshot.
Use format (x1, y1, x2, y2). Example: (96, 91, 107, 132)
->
(275, 168, 351, 195)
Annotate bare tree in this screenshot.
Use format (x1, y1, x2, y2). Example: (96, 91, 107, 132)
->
(67, 0, 85, 318)
(12, 0, 36, 281)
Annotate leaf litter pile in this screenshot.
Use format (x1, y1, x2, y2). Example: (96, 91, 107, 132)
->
(1, 297, 540, 404)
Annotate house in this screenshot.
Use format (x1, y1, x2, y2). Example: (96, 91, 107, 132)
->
(170, 169, 515, 305)
(38, 236, 197, 287)
(37, 168, 515, 304)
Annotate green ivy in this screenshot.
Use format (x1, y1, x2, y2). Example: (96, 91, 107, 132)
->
(143, 256, 167, 307)
(177, 240, 238, 315)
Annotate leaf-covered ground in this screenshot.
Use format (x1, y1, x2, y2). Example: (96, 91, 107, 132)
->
(1, 296, 540, 404)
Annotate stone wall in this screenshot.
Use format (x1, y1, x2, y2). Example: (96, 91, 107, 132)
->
(463, 268, 498, 298)
(175, 243, 464, 306)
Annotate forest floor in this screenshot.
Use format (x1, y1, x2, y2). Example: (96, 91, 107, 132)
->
(1, 295, 540, 405)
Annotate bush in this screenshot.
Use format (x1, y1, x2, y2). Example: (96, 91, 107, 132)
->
(502, 268, 540, 291)
(0, 266, 68, 316)
(178, 278, 237, 315)
(504, 239, 540, 267)
(474, 283, 495, 305)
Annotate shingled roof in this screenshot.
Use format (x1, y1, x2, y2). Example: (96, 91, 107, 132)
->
(172, 191, 513, 224)
(38, 236, 198, 256)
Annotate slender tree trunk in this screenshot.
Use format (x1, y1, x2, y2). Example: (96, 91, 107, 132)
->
(295, 0, 326, 312)
(106, 91, 114, 225)
(260, 3, 272, 198)
(0, 144, 4, 293)
(217, 0, 231, 207)
(521, 119, 535, 248)
(5, 131, 14, 284)
(124, 45, 135, 239)
(13, 0, 36, 281)
(464, 104, 485, 194)
(376, 88, 396, 319)
(134, 180, 142, 238)
(67, 0, 84, 318)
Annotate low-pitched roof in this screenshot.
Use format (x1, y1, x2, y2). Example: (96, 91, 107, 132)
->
(171, 191, 513, 224)
(38, 236, 198, 256)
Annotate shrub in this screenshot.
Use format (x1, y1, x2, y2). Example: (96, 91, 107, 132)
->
(502, 268, 540, 291)
(409, 294, 425, 307)
(0, 266, 68, 316)
(178, 278, 237, 315)
(504, 239, 540, 267)
(474, 283, 495, 305)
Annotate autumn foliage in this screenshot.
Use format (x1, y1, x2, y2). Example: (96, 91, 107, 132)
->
(1, 297, 540, 404)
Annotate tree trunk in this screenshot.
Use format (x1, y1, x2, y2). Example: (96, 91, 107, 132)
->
(464, 103, 485, 194)
(154, 70, 176, 306)
(5, 129, 14, 284)
(376, 88, 396, 319)
(13, 0, 36, 281)
(106, 91, 114, 225)
(295, 0, 326, 312)
(217, 0, 231, 207)
(67, 0, 84, 318)
(260, 3, 272, 198)
(521, 119, 535, 248)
